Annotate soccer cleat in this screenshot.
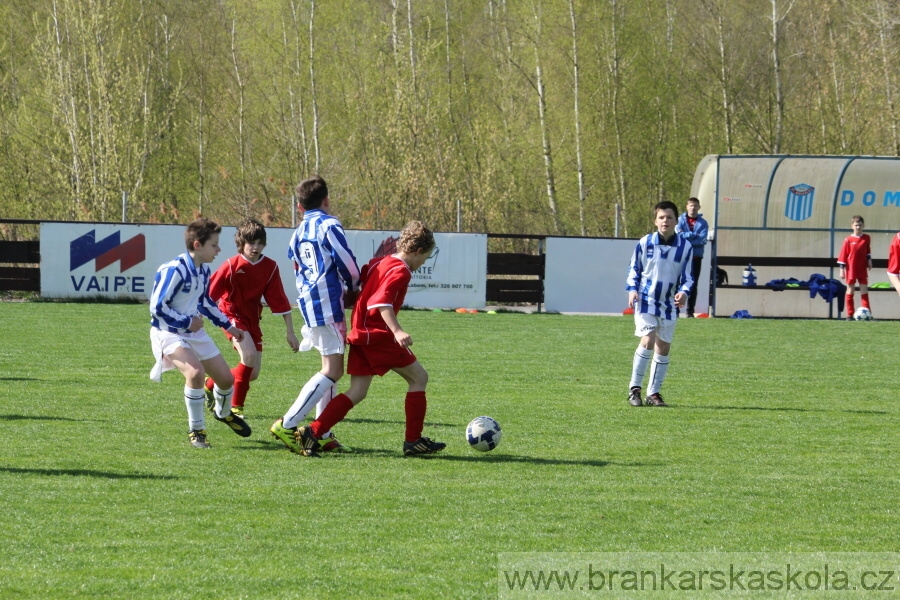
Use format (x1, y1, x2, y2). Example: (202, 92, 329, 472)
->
(403, 436, 446, 457)
(318, 431, 353, 453)
(231, 405, 245, 418)
(628, 387, 643, 407)
(188, 429, 211, 449)
(204, 378, 215, 413)
(296, 425, 321, 457)
(270, 418, 303, 454)
(646, 393, 669, 407)
(214, 411, 252, 437)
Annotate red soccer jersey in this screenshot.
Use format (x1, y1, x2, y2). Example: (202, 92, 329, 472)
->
(837, 233, 871, 281)
(208, 254, 293, 326)
(888, 233, 900, 276)
(347, 255, 411, 346)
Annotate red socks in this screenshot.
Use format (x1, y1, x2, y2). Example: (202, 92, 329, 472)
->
(845, 294, 855, 314)
(310, 393, 354, 437)
(404, 391, 427, 442)
(861, 293, 870, 310)
(308, 391, 427, 442)
(231, 363, 253, 408)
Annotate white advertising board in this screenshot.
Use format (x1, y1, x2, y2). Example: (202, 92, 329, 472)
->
(544, 236, 711, 315)
(40, 223, 487, 309)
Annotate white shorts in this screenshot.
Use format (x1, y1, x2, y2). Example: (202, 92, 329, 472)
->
(299, 322, 346, 356)
(149, 328, 222, 382)
(633, 312, 677, 344)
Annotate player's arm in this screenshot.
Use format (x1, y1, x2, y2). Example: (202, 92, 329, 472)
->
(694, 219, 709, 247)
(379, 305, 411, 347)
(625, 241, 644, 307)
(325, 225, 361, 291)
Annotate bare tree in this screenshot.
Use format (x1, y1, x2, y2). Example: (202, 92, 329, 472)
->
(531, 0, 559, 233)
(769, 0, 796, 153)
(309, 0, 320, 171)
(568, 0, 586, 235)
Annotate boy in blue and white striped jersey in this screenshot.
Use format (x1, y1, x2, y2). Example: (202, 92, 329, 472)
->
(149, 217, 251, 448)
(271, 176, 361, 453)
(625, 201, 694, 408)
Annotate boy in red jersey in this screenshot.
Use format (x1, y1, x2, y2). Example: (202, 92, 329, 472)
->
(291, 220, 445, 457)
(887, 231, 900, 298)
(206, 219, 300, 417)
(836, 215, 872, 319)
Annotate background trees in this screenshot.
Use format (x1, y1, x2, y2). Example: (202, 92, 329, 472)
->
(0, 0, 897, 236)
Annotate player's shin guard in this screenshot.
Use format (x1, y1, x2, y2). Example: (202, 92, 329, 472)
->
(404, 391, 427, 443)
(284, 373, 335, 429)
(845, 293, 855, 315)
(231, 363, 253, 409)
(213, 385, 234, 418)
(184, 387, 206, 431)
(630, 346, 653, 389)
(647, 355, 670, 396)
(310, 393, 354, 438)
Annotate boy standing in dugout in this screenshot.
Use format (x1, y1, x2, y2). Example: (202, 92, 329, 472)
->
(675, 197, 709, 318)
(290, 220, 445, 457)
(626, 201, 694, 408)
(149, 217, 252, 449)
(271, 176, 360, 453)
(837, 215, 872, 319)
(205, 219, 300, 418)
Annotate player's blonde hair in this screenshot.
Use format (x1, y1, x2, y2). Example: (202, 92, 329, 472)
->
(397, 220, 435, 254)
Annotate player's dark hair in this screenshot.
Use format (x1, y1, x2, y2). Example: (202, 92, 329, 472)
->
(851, 215, 864, 225)
(397, 220, 435, 254)
(235, 218, 266, 250)
(654, 201, 679, 217)
(296, 176, 328, 210)
(687, 197, 700, 205)
(185, 217, 221, 251)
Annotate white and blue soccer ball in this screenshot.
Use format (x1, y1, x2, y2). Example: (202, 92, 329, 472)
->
(853, 307, 873, 321)
(466, 416, 502, 452)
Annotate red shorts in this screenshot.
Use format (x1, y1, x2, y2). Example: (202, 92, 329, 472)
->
(223, 317, 263, 352)
(845, 274, 868, 286)
(347, 342, 416, 376)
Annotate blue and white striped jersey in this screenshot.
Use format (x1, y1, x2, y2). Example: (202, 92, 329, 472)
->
(150, 253, 233, 333)
(288, 209, 360, 326)
(626, 232, 694, 319)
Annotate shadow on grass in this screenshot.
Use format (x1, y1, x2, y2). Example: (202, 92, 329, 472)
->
(0, 377, 41, 382)
(2, 414, 87, 422)
(678, 405, 888, 415)
(241, 442, 658, 468)
(0, 467, 179, 480)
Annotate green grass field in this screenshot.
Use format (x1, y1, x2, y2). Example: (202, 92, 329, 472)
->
(0, 303, 896, 598)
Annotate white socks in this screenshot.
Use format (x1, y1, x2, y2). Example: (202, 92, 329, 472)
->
(648, 355, 670, 395)
(630, 347, 653, 389)
(213, 385, 234, 419)
(283, 373, 335, 429)
(184, 387, 206, 431)
(630, 347, 670, 394)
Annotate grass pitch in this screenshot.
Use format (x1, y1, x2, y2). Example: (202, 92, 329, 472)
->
(0, 303, 896, 598)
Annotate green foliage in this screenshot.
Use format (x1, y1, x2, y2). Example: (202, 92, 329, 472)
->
(0, 0, 898, 235)
(0, 303, 896, 597)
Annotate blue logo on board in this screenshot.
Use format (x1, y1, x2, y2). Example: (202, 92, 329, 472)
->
(785, 184, 815, 221)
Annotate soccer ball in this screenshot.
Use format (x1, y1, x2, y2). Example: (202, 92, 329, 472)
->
(853, 307, 873, 321)
(466, 416, 502, 452)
